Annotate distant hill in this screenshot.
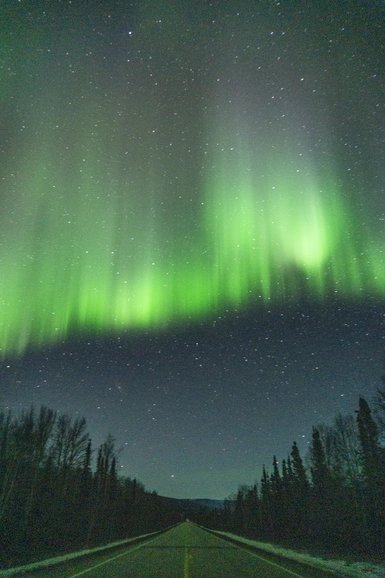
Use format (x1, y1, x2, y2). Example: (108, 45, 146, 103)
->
(161, 496, 225, 511)
(187, 498, 225, 510)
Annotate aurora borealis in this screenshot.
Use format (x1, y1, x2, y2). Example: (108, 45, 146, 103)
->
(4, 143, 383, 355)
(1, 1, 383, 355)
(1, 1, 384, 498)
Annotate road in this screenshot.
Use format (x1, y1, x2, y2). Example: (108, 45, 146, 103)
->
(21, 522, 337, 577)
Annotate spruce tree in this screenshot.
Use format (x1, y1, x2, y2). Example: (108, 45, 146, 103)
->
(270, 456, 283, 539)
(357, 398, 384, 485)
(260, 466, 273, 537)
(291, 442, 309, 492)
(286, 455, 294, 483)
(271, 456, 282, 492)
(289, 442, 309, 538)
(356, 397, 385, 550)
(310, 427, 329, 492)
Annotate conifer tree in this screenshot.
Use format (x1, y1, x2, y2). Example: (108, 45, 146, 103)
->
(310, 427, 330, 492)
(357, 398, 384, 485)
(286, 455, 294, 483)
(271, 456, 282, 494)
(291, 442, 309, 492)
(260, 465, 273, 537)
(289, 442, 309, 538)
(244, 484, 260, 534)
(356, 397, 385, 549)
(234, 488, 245, 531)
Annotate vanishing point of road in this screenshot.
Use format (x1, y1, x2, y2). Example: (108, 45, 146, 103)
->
(22, 521, 338, 577)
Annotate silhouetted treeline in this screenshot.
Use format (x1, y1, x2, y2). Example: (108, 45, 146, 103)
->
(213, 395, 385, 558)
(0, 405, 180, 567)
(2, 393, 384, 567)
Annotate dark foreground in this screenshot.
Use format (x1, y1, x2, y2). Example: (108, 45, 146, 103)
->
(18, 522, 338, 577)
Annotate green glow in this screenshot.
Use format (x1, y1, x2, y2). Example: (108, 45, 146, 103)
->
(0, 86, 383, 357)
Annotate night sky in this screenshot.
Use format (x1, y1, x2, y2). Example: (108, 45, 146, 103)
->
(1, 1, 384, 499)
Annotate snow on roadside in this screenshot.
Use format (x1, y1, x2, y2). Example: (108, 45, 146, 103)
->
(210, 529, 385, 578)
(0, 529, 161, 576)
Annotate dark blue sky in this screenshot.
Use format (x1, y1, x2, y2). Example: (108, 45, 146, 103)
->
(3, 302, 384, 498)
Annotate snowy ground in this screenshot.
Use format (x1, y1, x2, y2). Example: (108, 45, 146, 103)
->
(2, 524, 384, 577)
(210, 529, 385, 578)
(0, 529, 163, 576)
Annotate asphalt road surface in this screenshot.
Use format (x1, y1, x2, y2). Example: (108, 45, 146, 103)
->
(22, 522, 338, 577)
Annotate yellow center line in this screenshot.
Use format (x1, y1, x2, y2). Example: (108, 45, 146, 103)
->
(183, 545, 190, 578)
